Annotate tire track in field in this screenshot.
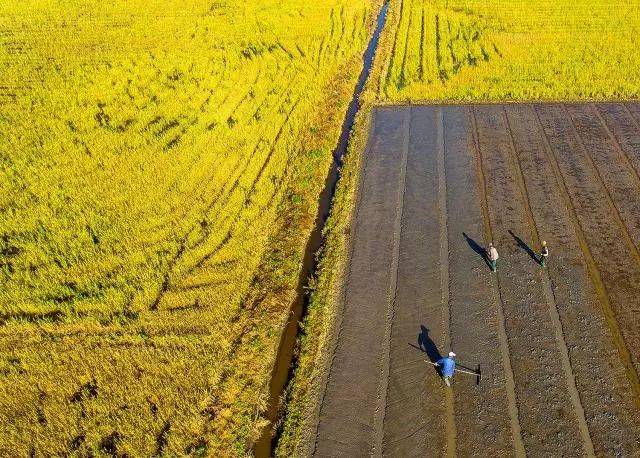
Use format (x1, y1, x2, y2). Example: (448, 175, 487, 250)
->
(143, 65, 299, 243)
(502, 107, 595, 457)
(373, 108, 410, 456)
(149, 92, 305, 310)
(307, 112, 377, 457)
(436, 107, 457, 458)
(532, 105, 640, 406)
(469, 107, 525, 457)
(384, 0, 405, 89)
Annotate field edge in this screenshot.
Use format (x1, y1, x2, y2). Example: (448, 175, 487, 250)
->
(275, 13, 392, 457)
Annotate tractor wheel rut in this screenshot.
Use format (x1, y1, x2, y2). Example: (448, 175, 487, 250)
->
(374, 108, 410, 456)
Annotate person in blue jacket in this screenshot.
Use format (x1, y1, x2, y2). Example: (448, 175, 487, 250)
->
(435, 352, 456, 386)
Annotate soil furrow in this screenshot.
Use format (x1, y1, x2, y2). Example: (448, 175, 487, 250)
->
(593, 104, 640, 186)
(374, 108, 410, 456)
(535, 104, 640, 389)
(436, 107, 457, 458)
(314, 103, 640, 457)
(314, 108, 408, 456)
(506, 104, 640, 455)
(623, 102, 640, 126)
(473, 104, 583, 456)
(564, 104, 640, 260)
(469, 107, 526, 456)
(445, 105, 514, 457)
(502, 106, 595, 457)
(382, 106, 445, 457)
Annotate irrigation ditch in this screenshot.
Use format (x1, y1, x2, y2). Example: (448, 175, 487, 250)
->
(252, 2, 390, 456)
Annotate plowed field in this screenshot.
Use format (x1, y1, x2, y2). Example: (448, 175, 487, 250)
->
(312, 104, 640, 456)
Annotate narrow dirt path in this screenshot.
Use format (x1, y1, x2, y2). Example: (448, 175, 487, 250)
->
(314, 108, 408, 456)
(469, 108, 526, 456)
(435, 107, 457, 458)
(502, 107, 595, 457)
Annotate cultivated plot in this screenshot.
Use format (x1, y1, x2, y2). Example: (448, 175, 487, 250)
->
(312, 104, 640, 456)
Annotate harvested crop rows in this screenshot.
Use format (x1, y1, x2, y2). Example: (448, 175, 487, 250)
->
(0, 0, 379, 454)
(312, 104, 640, 456)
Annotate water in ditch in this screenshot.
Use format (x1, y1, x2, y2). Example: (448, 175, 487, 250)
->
(253, 2, 390, 456)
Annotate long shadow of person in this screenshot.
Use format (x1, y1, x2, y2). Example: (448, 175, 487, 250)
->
(463, 232, 492, 269)
(405, 325, 443, 376)
(508, 230, 539, 263)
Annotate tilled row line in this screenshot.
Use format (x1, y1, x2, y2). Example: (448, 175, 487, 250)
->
(445, 106, 517, 456)
(505, 104, 640, 455)
(314, 108, 408, 456)
(535, 104, 640, 398)
(472, 104, 586, 456)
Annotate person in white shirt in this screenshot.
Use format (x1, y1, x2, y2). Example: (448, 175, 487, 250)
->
(487, 242, 499, 272)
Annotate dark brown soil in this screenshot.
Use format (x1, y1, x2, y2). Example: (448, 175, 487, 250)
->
(311, 104, 640, 457)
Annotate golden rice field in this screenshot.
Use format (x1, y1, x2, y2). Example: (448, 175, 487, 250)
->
(0, 0, 377, 454)
(378, 0, 640, 101)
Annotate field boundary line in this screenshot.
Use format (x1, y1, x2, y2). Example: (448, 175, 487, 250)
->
(469, 106, 526, 457)
(436, 107, 457, 458)
(502, 106, 595, 457)
(562, 105, 640, 270)
(311, 109, 378, 456)
(593, 104, 640, 188)
(373, 107, 410, 456)
(531, 104, 640, 407)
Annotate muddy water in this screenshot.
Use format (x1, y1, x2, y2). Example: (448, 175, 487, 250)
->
(252, 2, 389, 456)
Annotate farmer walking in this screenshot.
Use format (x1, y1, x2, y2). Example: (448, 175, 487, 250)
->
(435, 352, 456, 386)
(540, 240, 549, 267)
(487, 242, 499, 272)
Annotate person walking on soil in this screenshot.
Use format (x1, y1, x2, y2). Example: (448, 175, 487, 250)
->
(435, 352, 456, 386)
(487, 242, 499, 272)
(540, 240, 549, 267)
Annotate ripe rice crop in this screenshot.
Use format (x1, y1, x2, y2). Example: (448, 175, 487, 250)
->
(377, 0, 640, 101)
(0, 0, 377, 454)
